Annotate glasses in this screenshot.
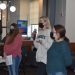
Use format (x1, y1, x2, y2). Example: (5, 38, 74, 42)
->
(53, 32, 57, 33)
(52, 32, 59, 35)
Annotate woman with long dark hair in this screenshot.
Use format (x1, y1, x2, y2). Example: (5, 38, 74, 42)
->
(4, 23, 23, 75)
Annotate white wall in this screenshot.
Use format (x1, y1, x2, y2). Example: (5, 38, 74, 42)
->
(65, 0, 75, 42)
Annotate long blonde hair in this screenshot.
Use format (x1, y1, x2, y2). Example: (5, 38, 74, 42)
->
(39, 16, 51, 29)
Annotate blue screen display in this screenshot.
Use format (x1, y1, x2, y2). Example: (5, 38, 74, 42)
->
(17, 20, 28, 34)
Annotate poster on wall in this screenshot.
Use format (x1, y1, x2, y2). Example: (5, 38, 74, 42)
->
(17, 20, 28, 35)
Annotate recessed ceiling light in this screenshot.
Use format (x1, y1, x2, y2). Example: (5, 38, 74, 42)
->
(10, 6, 16, 12)
(0, 3, 6, 10)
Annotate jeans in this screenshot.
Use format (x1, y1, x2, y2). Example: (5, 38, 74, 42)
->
(7, 56, 21, 75)
(48, 72, 65, 75)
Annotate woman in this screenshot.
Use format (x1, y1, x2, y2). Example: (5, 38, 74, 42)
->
(47, 25, 72, 75)
(34, 16, 53, 75)
(4, 23, 23, 75)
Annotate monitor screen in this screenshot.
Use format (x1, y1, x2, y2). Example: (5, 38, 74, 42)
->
(17, 20, 28, 34)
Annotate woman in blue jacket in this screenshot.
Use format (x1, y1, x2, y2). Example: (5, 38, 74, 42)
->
(47, 25, 72, 75)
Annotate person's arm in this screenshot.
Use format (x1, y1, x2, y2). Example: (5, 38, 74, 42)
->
(62, 42, 72, 66)
(34, 37, 41, 49)
(40, 36, 53, 50)
(3, 52, 7, 59)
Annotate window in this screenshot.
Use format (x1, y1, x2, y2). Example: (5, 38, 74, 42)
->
(27, 24, 38, 37)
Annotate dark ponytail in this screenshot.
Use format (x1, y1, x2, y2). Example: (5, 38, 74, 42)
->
(64, 37, 70, 43)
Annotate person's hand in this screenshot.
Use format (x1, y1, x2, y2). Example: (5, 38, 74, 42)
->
(2, 57, 6, 60)
(3, 52, 7, 59)
(36, 40, 42, 44)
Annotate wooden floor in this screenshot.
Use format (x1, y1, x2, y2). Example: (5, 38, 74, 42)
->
(21, 67, 75, 75)
(0, 66, 75, 75)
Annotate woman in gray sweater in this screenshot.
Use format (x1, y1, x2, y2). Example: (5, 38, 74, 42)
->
(34, 16, 53, 75)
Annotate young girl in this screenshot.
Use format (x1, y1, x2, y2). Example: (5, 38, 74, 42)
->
(46, 25, 72, 75)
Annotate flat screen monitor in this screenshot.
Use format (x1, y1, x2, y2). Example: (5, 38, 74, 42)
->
(17, 20, 28, 35)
